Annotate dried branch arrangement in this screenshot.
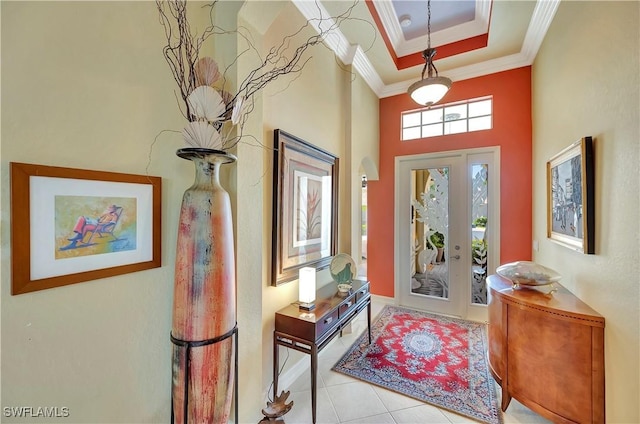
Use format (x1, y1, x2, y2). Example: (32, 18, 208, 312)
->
(156, 0, 359, 151)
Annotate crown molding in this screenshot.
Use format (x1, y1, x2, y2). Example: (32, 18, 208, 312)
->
(373, 0, 404, 52)
(351, 45, 386, 94)
(381, 0, 560, 98)
(396, 1, 491, 58)
(521, 0, 561, 61)
(372, 0, 492, 58)
(292, 0, 351, 63)
(292, 0, 385, 95)
(292, 0, 560, 100)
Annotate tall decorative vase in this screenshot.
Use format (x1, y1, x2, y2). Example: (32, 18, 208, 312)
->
(171, 148, 237, 424)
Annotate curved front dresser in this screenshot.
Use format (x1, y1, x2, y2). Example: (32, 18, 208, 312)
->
(487, 274, 605, 423)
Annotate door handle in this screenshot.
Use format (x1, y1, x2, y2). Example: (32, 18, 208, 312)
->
(450, 254, 461, 260)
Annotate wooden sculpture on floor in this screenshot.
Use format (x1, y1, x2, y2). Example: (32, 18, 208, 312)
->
(259, 391, 294, 423)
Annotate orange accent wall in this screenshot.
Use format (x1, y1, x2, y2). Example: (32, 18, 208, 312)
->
(368, 67, 533, 298)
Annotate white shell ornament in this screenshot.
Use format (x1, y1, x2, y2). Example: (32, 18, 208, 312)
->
(187, 86, 225, 122)
(182, 121, 222, 149)
(194, 57, 220, 87)
(231, 96, 244, 125)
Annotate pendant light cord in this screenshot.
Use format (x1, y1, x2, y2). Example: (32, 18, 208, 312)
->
(421, 0, 438, 80)
(427, 0, 431, 50)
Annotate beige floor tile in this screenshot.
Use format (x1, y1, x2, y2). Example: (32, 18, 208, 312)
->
(342, 412, 397, 423)
(337, 322, 369, 347)
(439, 408, 481, 423)
(318, 351, 360, 388)
(285, 388, 339, 424)
(326, 381, 388, 422)
(320, 336, 350, 359)
(389, 403, 450, 424)
(371, 386, 424, 412)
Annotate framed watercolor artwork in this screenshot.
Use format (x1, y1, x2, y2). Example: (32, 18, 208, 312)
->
(10, 162, 162, 295)
(546, 136, 595, 254)
(271, 129, 339, 286)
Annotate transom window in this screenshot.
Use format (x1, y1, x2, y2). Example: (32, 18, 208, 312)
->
(401, 97, 493, 141)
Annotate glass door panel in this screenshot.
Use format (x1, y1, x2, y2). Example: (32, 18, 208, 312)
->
(411, 168, 450, 300)
(397, 154, 465, 317)
(471, 164, 488, 305)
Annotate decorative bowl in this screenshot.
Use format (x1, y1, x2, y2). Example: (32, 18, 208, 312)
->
(337, 283, 352, 294)
(496, 261, 561, 288)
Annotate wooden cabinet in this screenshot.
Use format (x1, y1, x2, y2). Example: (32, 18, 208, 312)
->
(487, 275, 605, 423)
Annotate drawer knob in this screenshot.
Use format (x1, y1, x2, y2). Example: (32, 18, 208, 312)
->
(325, 317, 333, 324)
(346, 302, 352, 308)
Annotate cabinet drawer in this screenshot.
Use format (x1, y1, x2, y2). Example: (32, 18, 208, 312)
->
(317, 308, 339, 338)
(339, 296, 355, 318)
(355, 285, 369, 303)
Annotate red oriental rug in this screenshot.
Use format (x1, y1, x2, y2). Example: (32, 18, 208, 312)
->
(333, 305, 502, 423)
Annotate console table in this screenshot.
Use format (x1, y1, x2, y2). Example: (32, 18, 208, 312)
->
(274, 280, 371, 424)
(487, 274, 605, 423)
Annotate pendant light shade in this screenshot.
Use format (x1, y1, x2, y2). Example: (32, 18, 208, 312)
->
(408, 75, 452, 107)
(408, 1, 452, 107)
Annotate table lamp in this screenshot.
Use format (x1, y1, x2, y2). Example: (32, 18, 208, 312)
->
(298, 267, 316, 311)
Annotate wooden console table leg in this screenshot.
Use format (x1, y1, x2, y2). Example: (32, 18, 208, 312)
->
(367, 301, 372, 344)
(310, 343, 318, 424)
(273, 332, 279, 399)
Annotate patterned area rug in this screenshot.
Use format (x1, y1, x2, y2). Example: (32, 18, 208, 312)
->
(333, 305, 502, 423)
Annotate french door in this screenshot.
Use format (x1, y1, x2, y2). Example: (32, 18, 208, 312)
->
(395, 148, 499, 320)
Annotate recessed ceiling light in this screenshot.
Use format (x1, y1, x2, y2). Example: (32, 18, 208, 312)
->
(399, 14, 412, 27)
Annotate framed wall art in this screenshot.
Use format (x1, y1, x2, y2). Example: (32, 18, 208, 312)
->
(10, 162, 162, 295)
(546, 136, 595, 254)
(272, 129, 339, 286)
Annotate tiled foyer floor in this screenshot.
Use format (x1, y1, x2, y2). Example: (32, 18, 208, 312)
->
(278, 300, 552, 424)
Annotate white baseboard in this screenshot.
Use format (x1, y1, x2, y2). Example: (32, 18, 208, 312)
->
(371, 293, 396, 305)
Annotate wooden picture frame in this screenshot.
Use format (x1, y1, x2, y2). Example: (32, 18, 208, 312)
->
(10, 162, 162, 295)
(546, 137, 595, 253)
(272, 129, 339, 286)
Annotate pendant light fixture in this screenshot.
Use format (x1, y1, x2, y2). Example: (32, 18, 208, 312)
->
(407, 0, 452, 107)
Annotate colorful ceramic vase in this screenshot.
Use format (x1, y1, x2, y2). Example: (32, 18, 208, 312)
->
(171, 148, 236, 424)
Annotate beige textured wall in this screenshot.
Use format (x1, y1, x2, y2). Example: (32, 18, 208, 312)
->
(233, 2, 380, 412)
(532, 2, 639, 422)
(350, 73, 380, 266)
(0, 2, 202, 422)
(1, 1, 379, 423)
(259, 4, 349, 395)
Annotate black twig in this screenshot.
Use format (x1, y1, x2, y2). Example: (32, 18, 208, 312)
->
(156, 0, 367, 151)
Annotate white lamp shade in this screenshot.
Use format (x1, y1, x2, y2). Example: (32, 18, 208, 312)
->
(408, 76, 452, 107)
(299, 267, 316, 305)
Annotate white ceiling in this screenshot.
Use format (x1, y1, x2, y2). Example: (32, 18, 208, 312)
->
(392, 0, 477, 41)
(292, 0, 560, 98)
